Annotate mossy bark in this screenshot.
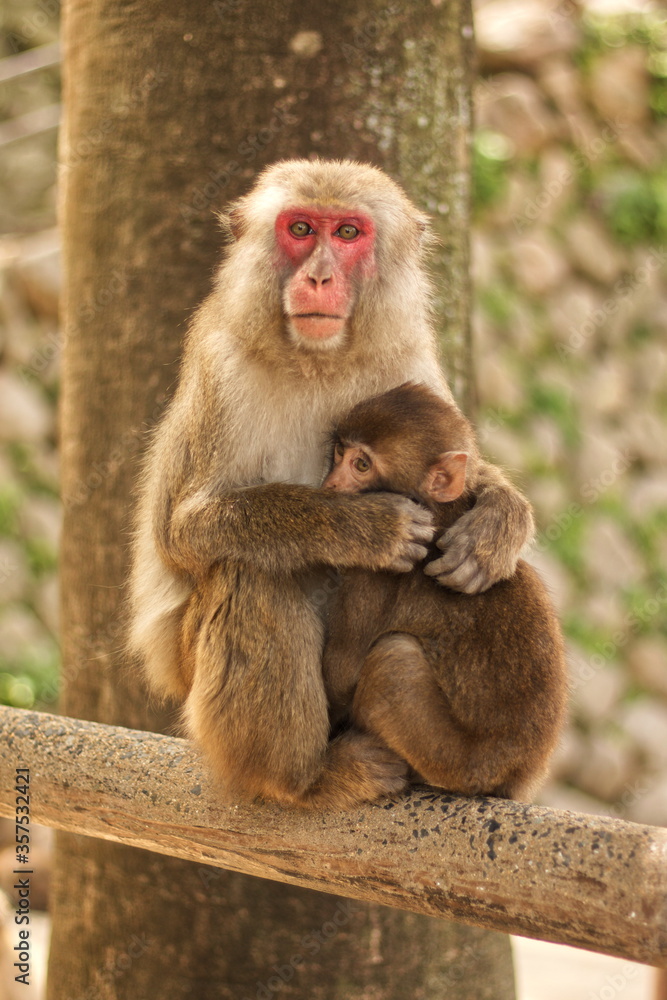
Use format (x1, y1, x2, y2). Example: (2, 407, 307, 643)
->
(49, 1, 512, 996)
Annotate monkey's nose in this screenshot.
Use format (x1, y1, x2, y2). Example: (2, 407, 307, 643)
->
(307, 272, 332, 287)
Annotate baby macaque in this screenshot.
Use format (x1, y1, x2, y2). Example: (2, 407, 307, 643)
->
(323, 382, 568, 800)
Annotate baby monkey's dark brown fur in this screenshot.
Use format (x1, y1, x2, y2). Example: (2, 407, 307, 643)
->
(323, 383, 568, 800)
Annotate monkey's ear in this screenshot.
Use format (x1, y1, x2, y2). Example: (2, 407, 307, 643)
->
(217, 206, 245, 243)
(423, 452, 468, 503)
(415, 213, 437, 250)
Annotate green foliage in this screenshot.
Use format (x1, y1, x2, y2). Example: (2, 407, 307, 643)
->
(0, 484, 21, 536)
(25, 538, 57, 577)
(0, 645, 59, 709)
(629, 509, 667, 572)
(472, 130, 511, 212)
(600, 170, 667, 246)
(541, 505, 588, 581)
(624, 577, 667, 636)
(628, 321, 653, 346)
(0, 476, 57, 573)
(649, 77, 667, 118)
(562, 613, 611, 654)
(7, 442, 58, 497)
(578, 10, 667, 124)
(579, 10, 667, 73)
(478, 283, 515, 327)
(529, 382, 580, 449)
(0, 672, 35, 708)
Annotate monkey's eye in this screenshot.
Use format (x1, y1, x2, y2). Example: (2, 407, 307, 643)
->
(353, 455, 370, 473)
(334, 442, 345, 458)
(289, 221, 314, 238)
(336, 224, 359, 241)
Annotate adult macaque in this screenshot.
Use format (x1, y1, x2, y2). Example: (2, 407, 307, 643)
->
(323, 382, 568, 800)
(129, 159, 534, 807)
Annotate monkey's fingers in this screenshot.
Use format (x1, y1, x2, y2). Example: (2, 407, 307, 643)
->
(433, 500, 527, 591)
(424, 551, 488, 593)
(410, 521, 437, 544)
(390, 542, 432, 574)
(368, 495, 434, 572)
(424, 525, 493, 593)
(391, 500, 435, 572)
(400, 499, 435, 540)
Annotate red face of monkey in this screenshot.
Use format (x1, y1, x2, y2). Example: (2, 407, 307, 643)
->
(275, 207, 377, 345)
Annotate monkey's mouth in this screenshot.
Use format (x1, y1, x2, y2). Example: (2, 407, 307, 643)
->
(289, 313, 346, 341)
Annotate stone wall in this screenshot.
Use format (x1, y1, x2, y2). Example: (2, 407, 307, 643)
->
(472, 0, 667, 822)
(0, 0, 665, 822)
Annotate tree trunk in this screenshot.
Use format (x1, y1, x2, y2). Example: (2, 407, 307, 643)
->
(48, 1, 514, 997)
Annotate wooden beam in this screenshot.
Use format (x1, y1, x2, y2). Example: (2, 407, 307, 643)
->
(1, 706, 665, 967)
(0, 42, 60, 83)
(0, 105, 60, 147)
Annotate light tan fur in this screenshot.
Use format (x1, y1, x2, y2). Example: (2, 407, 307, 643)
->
(127, 159, 534, 807)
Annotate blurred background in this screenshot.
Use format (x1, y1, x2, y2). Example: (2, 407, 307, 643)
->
(0, 0, 664, 996)
(471, 0, 667, 833)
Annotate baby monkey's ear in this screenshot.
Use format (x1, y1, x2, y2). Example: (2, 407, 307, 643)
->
(422, 452, 468, 503)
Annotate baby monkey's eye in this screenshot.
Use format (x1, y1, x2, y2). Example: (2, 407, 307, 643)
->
(353, 455, 370, 473)
(334, 441, 345, 458)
